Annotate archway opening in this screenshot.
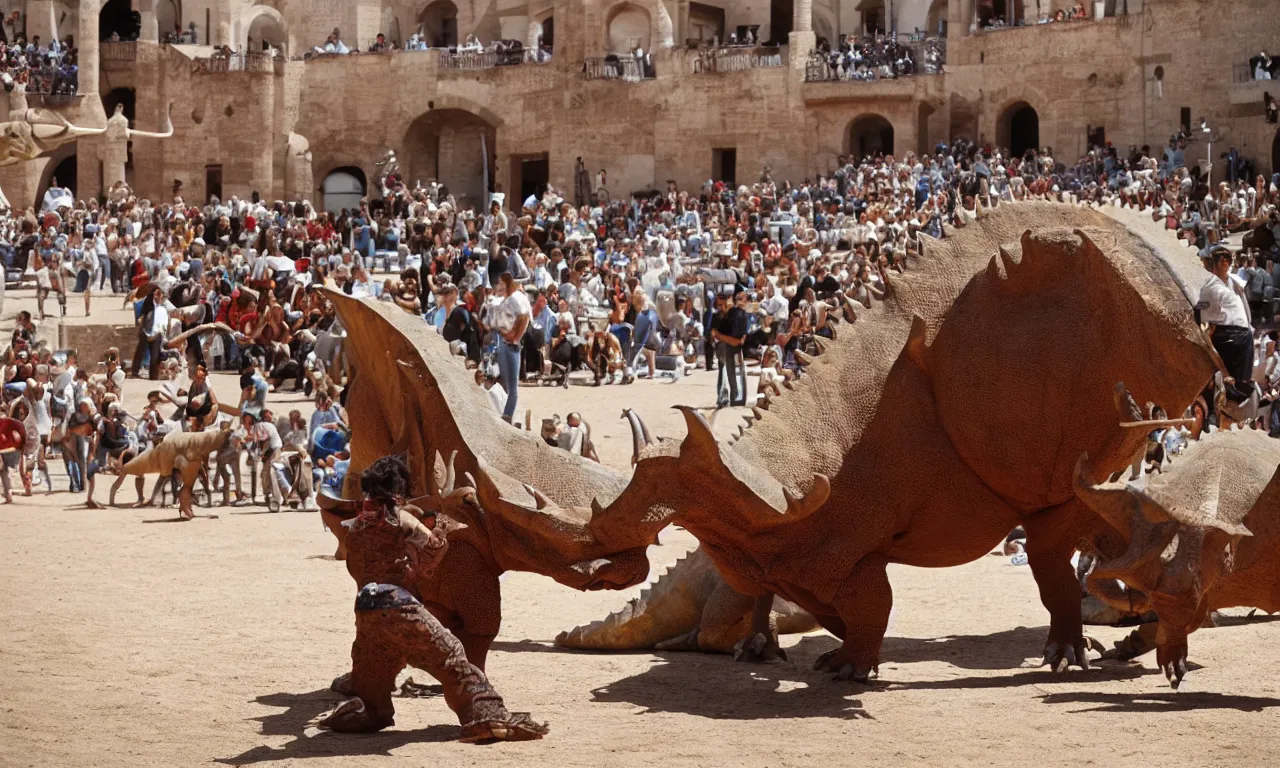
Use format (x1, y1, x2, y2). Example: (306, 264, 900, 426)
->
(322, 167, 366, 214)
(1272, 127, 1280, 178)
(848, 114, 895, 161)
(999, 102, 1039, 158)
(926, 0, 948, 35)
(419, 0, 458, 48)
(100, 0, 141, 41)
(157, 0, 181, 39)
(403, 109, 496, 209)
(247, 12, 287, 54)
(857, 0, 885, 34)
(39, 154, 78, 208)
(606, 3, 651, 53)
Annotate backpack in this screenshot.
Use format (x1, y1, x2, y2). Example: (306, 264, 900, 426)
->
(1247, 267, 1272, 302)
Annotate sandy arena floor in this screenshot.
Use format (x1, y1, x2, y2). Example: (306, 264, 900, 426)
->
(2, 280, 1280, 768)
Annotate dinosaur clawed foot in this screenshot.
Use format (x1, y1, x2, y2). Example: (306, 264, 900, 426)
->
(1157, 639, 1190, 690)
(734, 631, 787, 663)
(813, 647, 878, 683)
(316, 697, 393, 733)
(458, 713, 549, 743)
(330, 672, 355, 695)
(1099, 625, 1157, 662)
(1042, 636, 1103, 672)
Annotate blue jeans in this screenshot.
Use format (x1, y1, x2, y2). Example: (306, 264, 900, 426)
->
(496, 340, 521, 419)
(97, 255, 110, 289)
(632, 310, 657, 368)
(609, 323, 633, 369)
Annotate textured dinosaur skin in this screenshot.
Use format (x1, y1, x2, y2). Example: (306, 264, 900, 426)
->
(119, 427, 233, 518)
(321, 289, 668, 670)
(556, 547, 818, 653)
(1076, 428, 1280, 688)
(564, 203, 1221, 678)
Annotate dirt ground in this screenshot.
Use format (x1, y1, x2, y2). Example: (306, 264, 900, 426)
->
(3, 273, 1280, 767)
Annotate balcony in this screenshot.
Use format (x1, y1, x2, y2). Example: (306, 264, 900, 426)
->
(803, 38, 945, 84)
(438, 47, 550, 70)
(101, 41, 137, 62)
(25, 93, 81, 108)
(690, 45, 784, 74)
(582, 55, 654, 81)
(191, 50, 279, 74)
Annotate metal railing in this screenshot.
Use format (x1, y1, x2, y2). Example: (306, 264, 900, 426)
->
(692, 46, 783, 73)
(101, 41, 137, 61)
(192, 49, 279, 74)
(25, 93, 79, 107)
(582, 55, 654, 81)
(438, 48, 550, 69)
(804, 37, 945, 83)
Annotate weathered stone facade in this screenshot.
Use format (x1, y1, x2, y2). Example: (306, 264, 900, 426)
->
(4, 0, 1278, 210)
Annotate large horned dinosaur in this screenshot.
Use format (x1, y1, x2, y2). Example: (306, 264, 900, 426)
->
(318, 288, 672, 670)
(556, 203, 1221, 680)
(1075, 427, 1280, 688)
(114, 424, 233, 519)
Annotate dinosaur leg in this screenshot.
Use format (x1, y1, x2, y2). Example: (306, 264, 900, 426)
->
(176, 457, 201, 519)
(811, 554, 891, 683)
(651, 581, 753, 653)
(734, 592, 788, 663)
(1022, 501, 1107, 671)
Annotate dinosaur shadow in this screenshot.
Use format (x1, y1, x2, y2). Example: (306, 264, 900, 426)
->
(590, 652, 873, 720)
(1038, 690, 1280, 714)
(489, 639, 584, 656)
(879, 625, 1052, 670)
(1212, 611, 1280, 628)
(214, 689, 456, 765)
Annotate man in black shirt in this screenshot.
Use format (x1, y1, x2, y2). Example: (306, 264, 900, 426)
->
(713, 288, 749, 407)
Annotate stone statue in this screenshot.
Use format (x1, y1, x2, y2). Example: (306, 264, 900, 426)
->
(284, 132, 313, 202)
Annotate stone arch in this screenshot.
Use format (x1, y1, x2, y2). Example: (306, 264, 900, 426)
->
(997, 100, 1040, 158)
(401, 107, 497, 209)
(156, 0, 180, 38)
(321, 166, 367, 214)
(99, 0, 140, 40)
(846, 113, 895, 160)
(925, 0, 947, 35)
(242, 4, 290, 54)
(37, 142, 79, 206)
(604, 1, 651, 54)
(418, 0, 459, 47)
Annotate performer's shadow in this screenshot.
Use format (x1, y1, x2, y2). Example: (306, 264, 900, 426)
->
(215, 688, 455, 765)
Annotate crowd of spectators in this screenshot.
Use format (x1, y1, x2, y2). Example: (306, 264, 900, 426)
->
(308, 27, 551, 63)
(0, 33, 78, 95)
(810, 35, 943, 82)
(3, 124, 1280, 504)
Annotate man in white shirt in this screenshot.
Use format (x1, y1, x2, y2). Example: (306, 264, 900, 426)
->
(491, 272, 531, 422)
(1200, 246, 1254, 402)
(243, 411, 285, 510)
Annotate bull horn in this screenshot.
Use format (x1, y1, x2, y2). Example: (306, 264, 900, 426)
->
(1120, 418, 1195, 430)
(673, 404, 717, 458)
(127, 102, 175, 140)
(783, 474, 830, 519)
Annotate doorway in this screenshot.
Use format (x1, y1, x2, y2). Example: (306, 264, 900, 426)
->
(768, 0, 793, 45)
(712, 148, 737, 186)
(999, 102, 1039, 157)
(517, 154, 549, 209)
(1087, 125, 1106, 152)
(205, 165, 223, 202)
(848, 114, 895, 160)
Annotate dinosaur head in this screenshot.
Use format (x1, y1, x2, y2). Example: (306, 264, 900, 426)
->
(1074, 452, 1259, 686)
(915, 227, 1219, 510)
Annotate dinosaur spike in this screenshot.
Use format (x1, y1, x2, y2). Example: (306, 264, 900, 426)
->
(737, 425, 745, 437)
(782, 474, 831, 519)
(782, 380, 795, 391)
(842, 297, 859, 324)
(1074, 453, 1143, 535)
(674, 405, 718, 457)
(904, 315, 930, 372)
(742, 414, 755, 427)
(812, 336, 830, 354)
(522, 483, 552, 510)
(999, 245, 1017, 276)
(751, 406, 765, 421)
(794, 350, 816, 366)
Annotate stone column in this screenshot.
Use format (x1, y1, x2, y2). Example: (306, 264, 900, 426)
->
(792, 0, 812, 32)
(101, 135, 128, 191)
(77, 0, 100, 95)
(654, 0, 674, 48)
(958, 0, 973, 35)
(138, 0, 159, 43)
(26, 0, 57, 45)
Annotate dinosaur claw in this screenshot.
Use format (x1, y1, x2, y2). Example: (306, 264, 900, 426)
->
(733, 632, 786, 664)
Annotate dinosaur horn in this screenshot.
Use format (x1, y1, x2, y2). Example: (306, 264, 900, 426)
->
(812, 336, 830, 354)
(522, 483, 552, 510)
(623, 408, 653, 466)
(464, 460, 562, 535)
(1073, 453, 1142, 535)
(842, 297, 859, 324)
(783, 474, 830, 519)
(673, 404, 717, 458)
(794, 350, 816, 367)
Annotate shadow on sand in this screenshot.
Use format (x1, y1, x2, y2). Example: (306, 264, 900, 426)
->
(214, 689, 457, 765)
(1038, 690, 1280, 714)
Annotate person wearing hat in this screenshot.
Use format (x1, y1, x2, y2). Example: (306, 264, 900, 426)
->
(1200, 246, 1255, 403)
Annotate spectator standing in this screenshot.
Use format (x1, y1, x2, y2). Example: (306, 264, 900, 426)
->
(492, 272, 530, 423)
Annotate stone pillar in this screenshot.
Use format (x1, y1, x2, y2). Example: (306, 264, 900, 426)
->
(101, 135, 128, 191)
(78, 0, 100, 95)
(26, 0, 57, 45)
(654, 0, 674, 48)
(958, 0, 973, 35)
(77, 138, 103, 201)
(793, 0, 812, 32)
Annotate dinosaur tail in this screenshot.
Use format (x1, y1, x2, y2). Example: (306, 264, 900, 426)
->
(555, 548, 722, 650)
(120, 446, 166, 477)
